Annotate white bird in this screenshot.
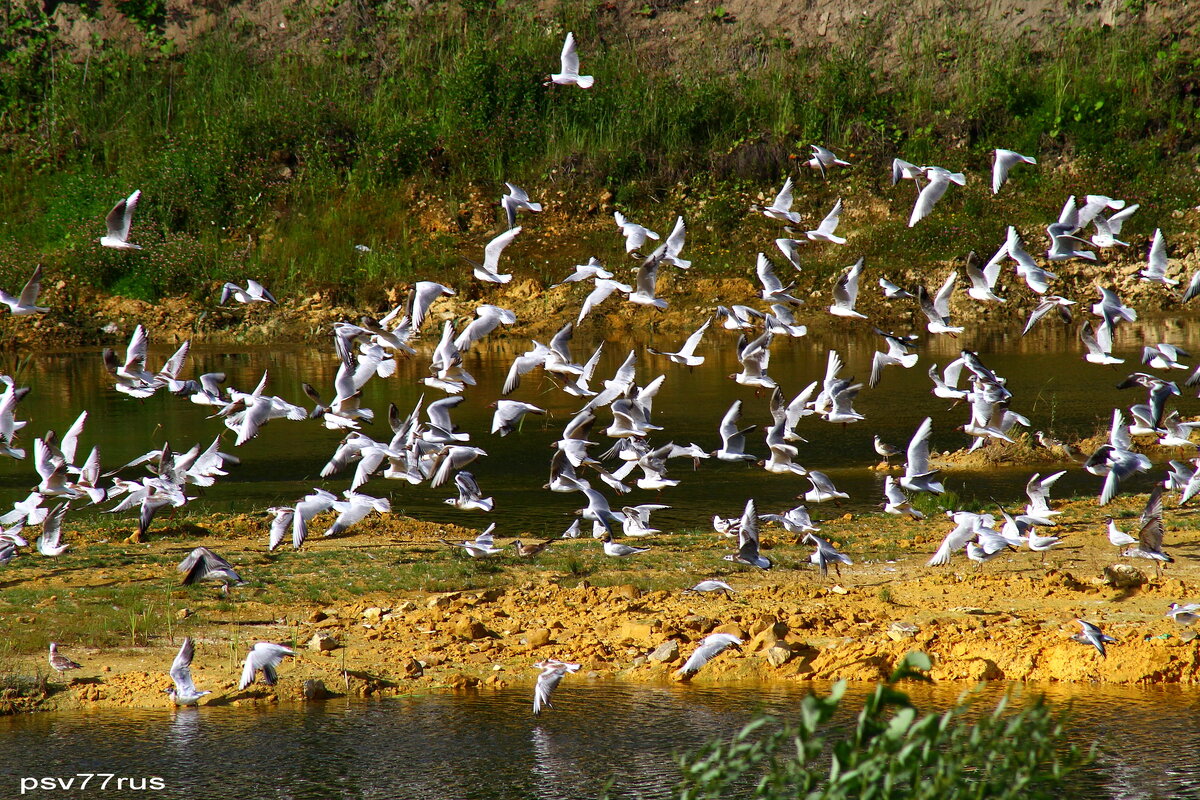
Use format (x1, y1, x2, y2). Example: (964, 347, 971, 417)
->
(1080, 322, 1123, 366)
(0, 265, 48, 315)
(546, 32, 593, 88)
(775, 238, 804, 271)
(533, 659, 581, 715)
(755, 252, 801, 303)
(166, 638, 211, 706)
(869, 329, 918, 388)
(442, 524, 504, 557)
(1141, 229, 1176, 285)
(828, 257, 866, 318)
(900, 417, 944, 494)
(454, 304, 517, 352)
(405, 281, 456, 331)
(178, 546, 243, 586)
(220, 280, 276, 305)
(1166, 603, 1200, 626)
(577, 277, 634, 325)
(732, 330, 775, 389)
(648, 318, 710, 367)
(238, 642, 295, 690)
(1072, 619, 1115, 658)
(613, 211, 659, 255)
(551, 257, 612, 287)
(805, 471, 848, 503)
(1105, 516, 1136, 550)
(883, 476, 924, 519)
(878, 277, 914, 300)
(908, 166, 965, 227)
(723, 499, 770, 569)
(752, 177, 802, 225)
(991, 149, 1036, 194)
(445, 471, 494, 512)
(469, 227, 520, 283)
(713, 400, 756, 462)
(1021, 295, 1075, 336)
(490, 400, 546, 437)
(759, 504, 819, 533)
(501, 183, 542, 229)
(917, 272, 963, 335)
(35, 502, 69, 557)
(599, 531, 649, 557)
(628, 252, 668, 310)
(100, 190, 143, 249)
(676, 633, 741, 678)
(806, 198, 847, 244)
(965, 251, 1005, 303)
(684, 579, 736, 595)
(807, 144, 850, 179)
(803, 532, 852, 578)
(1025, 471, 1067, 519)
(891, 157, 924, 189)
(658, 215, 691, 269)
(1142, 343, 1189, 371)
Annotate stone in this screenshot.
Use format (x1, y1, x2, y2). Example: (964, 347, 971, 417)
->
(307, 609, 328, 623)
(617, 620, 659, 645)
(524, 628, 552, 648)
(712, 623, 746, 639)
(1103, 564, 1147, 589)
(175, 607, 191, 620)
(612, 584, 642, 601)
(648, 639, 680, 663)
(404, 658, 424, 678)
(308, 632, 338, 651)
(765, 643, 793, 668)
(453, 617, 490, 640)
(361, 607, 384, 622)
(302, 680, 328, 700)
(887, 622, 920, 641)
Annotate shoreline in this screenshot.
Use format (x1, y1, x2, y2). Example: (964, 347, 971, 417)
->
(3, 493, 1199, 716)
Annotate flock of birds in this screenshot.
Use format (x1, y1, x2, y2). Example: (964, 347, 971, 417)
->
(5, 31, 1200, 712)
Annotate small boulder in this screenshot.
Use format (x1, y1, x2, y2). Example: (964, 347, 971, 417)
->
(308, 632, 339, 652)
(1103, 564, 1147, 589)
(648, 640, 680, 663)
(302, 680, 328, 700)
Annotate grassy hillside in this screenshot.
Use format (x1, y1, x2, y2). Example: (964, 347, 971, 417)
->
(1, 0, 1199, 305)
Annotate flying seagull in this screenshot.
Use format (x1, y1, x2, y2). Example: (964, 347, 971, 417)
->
(238, 642, 296, 690)
(545, 32, 593, 88)
(100, 190, 143, 249)
(166, 637, 211, 706)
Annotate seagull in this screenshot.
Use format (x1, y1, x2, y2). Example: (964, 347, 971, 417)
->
(991, 149, 1036, 194)
(441, 524, 504, 557)
(613, 212, 659, 255)
(48, 642, 82, 676)
(501, 183, 542, 229)
(684, 579, 736, 595)
(1141, 229, 1176, 285)
(545, 32, 593, 88)
(676, 633, 741, 678)
(1120, 486, 1173, 574)
(891, 157, 924, 189)
(552, 257, 613, 287)
(775, 238, 804, 271)
(908, 166, 965, 227)
(806, 198, 847, 244)
(883, 476, 924, 519)
(869, 328, 919, 388)
(874, 436, 901, 465)
(178, 546, 243, 587)
(468, 227, 520, 283)
(648, 318, 710, 367)
(731, 330, 775, 389)
(828, 258, 866, 318)
(1080, 322, 1123, 366)
(445, 471, 494, 512)
(900, 417, 944, 494)
(1021, 295, 1075, 336)
(1025, 471, 1067, 518)
(1142, 343, 1189, 371)
(723, 499, 771, 569)
(599, 531, 649, 557)
(752, 177, 802, 225)
(100, 190, 143, 249)
(454, 304, 518, 352)
(533, 659, 581, 714)
(238, 642, 295, 690)
(166, 638, 211, 706)
(917, 272, 963, 335)
(220, 280, 276, 305)
(759, 504, 819, 533)
(965, 251, 1005, 303)
(878, 277, 914, 300)
(1072, 619, 1115, 658)
(490, 400, 546, 437)
(1104, 517, 1136, 550)
(0, 265, 48, 315)
(405, 281, 455, 331)
(803, 532, 852, 578)
(1166, 603, 1200, 626)
(807, 144, 850, 179)
(712, 400, 756, 462)
(35, 502, 69, 556)
(657, 215, 691, 269)
(512, 538, 556, 557)
(755, 252, 802, 303)
(576, 277, 634, 325)
(805, 471, 848, 503)
(628, 252, 668, 310)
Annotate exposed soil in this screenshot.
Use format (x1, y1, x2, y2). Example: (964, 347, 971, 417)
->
(6, 492, 1200, 715)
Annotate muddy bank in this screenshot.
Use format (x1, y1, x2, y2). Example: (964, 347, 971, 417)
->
(4, 492, 1200, 715)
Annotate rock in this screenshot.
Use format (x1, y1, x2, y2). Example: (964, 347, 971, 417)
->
(175, 607, 191, 620)
(712, 623, 746, 639)
(448, 673, 479, 690)
(829, 585, 848, 595)
(524, 628, 552, 648)
(308, 632, 338, 651)
(404, 658, 424, 678)
(617, 620, 659, 645)
(361, 607, 384, 622)
(648, 640, 680, 663)
(1103, 564, 1147, 589)
(888, 622, 920, 641)
(765, 643, 793, 667)
(612, 584, 642, 600)
(307, 609, 328, 623)
(302, 679, 328, 700)
(453, 617, 490, 640)
(632, 656, 647, 668)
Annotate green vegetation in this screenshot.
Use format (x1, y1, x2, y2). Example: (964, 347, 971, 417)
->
(1, 2, 1199, 303)
(675, 652, 1096, 799)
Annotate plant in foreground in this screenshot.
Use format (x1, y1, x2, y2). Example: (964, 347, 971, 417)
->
(676, 651, 1094, 800)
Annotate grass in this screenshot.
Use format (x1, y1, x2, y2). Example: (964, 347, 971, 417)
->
(0, 3, 1199, 303)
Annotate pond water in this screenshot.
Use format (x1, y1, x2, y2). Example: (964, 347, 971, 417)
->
(0, 680, 1195, 799)
(0, 315, 1193, 536)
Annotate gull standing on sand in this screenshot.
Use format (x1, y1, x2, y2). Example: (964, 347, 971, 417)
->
(238, 642, 295, 689)
(991, 149, 1036, 194)
(677, 633, 742, 678)
(48, 643, 82, 676)
(533, 659, 581, 715)
(599, 531, 649, 557)
(545, 32, 593, 88)
(100, 190, 143, 249)
(166, 638, 211, 706)
(0, 265, 48, 315)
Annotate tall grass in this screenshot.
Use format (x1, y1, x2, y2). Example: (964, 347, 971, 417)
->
(1, 2, 1198, 300)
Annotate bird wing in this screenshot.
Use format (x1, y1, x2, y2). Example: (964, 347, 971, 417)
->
(483, 226, 521, 271)
(1139, 486, 1165, 551)
(908, 171, 949, 226)
(559, 32, 580, 74)
(933, 271, 957, 317)
(905, 417, 933, 475)
(772, 177, 795, 211)
(18, 265, 43, 308)
(170, 638, 198, 695)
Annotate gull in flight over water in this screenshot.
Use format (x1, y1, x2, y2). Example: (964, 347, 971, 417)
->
(677, 633, 741, 678)
(533, 659, 581, 714)
(166, 637, 211, 706)
(238, 642, 296, 690)
(0, 265, 48, 315)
